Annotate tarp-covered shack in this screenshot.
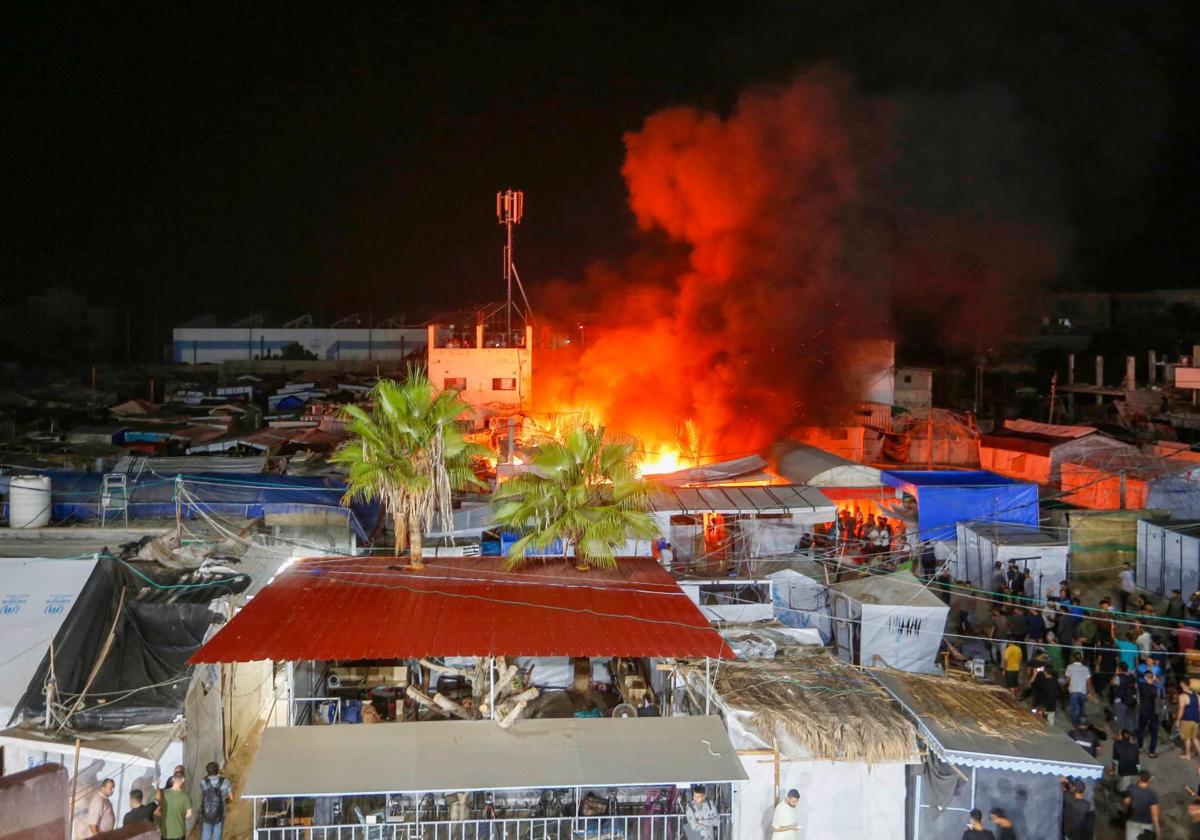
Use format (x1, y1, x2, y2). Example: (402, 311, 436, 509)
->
(872, 669, 1103, 840)
(880, 470, 1039, 542)
(829, 571, 948, 672)
(978, 420, 1134, 486)
(954, 522, 1069, 602)
(685, 653, 916, 840)
(1137, 518, 1200, 598)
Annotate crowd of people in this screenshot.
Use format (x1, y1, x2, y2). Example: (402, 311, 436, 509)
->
(79, 761, 233, 839)
(927, 560, 1200, 839)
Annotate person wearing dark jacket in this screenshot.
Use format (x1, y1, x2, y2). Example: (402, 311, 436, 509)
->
(1061, 778, 1094, 840)
(961, 809, 996, 840)
(1136, 671, 1161, 757)
(988, 807, 1017, 840)
(1069, 715, 1107, 758)
(1031, 665, 1061, 725)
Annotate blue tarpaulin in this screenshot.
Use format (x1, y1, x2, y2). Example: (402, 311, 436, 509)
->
(881, 470, 1039, 541)
(1, 470, 381, 542)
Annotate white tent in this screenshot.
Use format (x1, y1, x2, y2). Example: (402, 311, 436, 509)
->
(954, 522, 1070, 602)
(0, 557, 99, 726)
(829, 571, 948, 673)
(685, 655, 913, 840)
(1137, 519, 1200, 598)
(770, 442, 883, 487)
(768, 567, 832, 642)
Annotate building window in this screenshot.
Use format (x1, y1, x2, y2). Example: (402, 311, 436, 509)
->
(903, 375, 912, 383)
(492, 378, 516, 391)
(443, 378, 466, 391)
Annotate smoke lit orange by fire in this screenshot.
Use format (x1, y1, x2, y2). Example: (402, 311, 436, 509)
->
(532, 68, 1060, 470)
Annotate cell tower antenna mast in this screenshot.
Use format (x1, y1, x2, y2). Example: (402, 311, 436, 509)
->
(496, 189, 531, 338)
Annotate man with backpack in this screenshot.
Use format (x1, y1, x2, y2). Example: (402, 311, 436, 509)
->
(199, 761, 234, 840)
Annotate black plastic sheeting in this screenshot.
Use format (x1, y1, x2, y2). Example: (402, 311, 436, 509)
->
(12, 556, 246, 730)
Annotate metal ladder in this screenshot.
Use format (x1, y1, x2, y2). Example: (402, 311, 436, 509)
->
(100, 473, 128, 526)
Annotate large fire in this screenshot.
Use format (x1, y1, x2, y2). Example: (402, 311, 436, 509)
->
(531, 68, 1059, 462)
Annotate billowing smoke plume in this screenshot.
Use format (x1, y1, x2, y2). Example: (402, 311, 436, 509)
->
(538, 68, 1062, 456)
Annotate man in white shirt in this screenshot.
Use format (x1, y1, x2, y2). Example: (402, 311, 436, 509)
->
(1119, 563, 1136, 612)
(1065, 654, 1093, 726)
(82, 778, 116, 837)
(771, 789, 801, 840)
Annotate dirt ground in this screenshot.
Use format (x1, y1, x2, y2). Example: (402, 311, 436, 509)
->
(189, 718, 265, 840)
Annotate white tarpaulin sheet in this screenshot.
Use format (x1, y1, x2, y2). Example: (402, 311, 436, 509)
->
(736, 756, 907, 840)
(768, 569, 832, 642)
(0, 556, 99, 724)
(858, 603, 947, 673)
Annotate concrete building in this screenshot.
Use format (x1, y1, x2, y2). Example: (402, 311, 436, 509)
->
(426, 322, 533, 427)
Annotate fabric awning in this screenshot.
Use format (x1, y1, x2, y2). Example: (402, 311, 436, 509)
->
(243, 716, 747, 797)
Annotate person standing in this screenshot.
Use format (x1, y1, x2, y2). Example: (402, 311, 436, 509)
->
(83, 778, 115, 836)
(1066, 654, 1093, 725)
(1116, 632, 1140, 673)
(988, 808, 1016, 840)
(1122, 770, 1160, 840)
(1166, 589, 1187, 620)
(1031, 664, 1060, 725)
(1061, 778, 1094, 840)
(1110, 730, 1140, 796)
(1070, 716, 1102, 758)
(200, 761, 234, 840)
(1119, 563, 1137, 613)
(961, 809, 996, 839)
(121, 788, 158, 826)
(683, 786, 718, 840)
(1179, 680, 1200, 760)
(1111, 663, 1139, 738)
(160, 771, 193, 840)
(1003, 639, 1023, 698)
(770, 789, 800, 840)
(1136, 671, 1161, 758)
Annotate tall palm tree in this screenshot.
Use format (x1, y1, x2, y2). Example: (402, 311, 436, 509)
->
(332, 369, 491, 568)
(491, 425, 659, 571)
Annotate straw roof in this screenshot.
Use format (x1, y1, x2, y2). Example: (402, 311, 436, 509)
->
(695, 648, 916, 764)
(872, 668, 1046, 743)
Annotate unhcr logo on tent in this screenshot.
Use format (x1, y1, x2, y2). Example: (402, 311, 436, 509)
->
(888, 614, 924, 640)
(44, 594, 71, 615)
(1, 594, 28, 615)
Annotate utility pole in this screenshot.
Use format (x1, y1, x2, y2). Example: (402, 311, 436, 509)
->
(1047, 372, 1058, 424)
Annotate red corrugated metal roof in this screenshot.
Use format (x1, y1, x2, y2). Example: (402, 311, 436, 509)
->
(190, 556, 735, 663)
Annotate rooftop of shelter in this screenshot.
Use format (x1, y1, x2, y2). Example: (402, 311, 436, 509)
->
(190, 555, 737, 664)
(647, 484, 834, 517)
(871, 668, 1104, 777)
(829, 570, 948, 609)
(957, 521, 1067, 547)
(691, 650, 917, 764)
(882, 469, 1022, 489)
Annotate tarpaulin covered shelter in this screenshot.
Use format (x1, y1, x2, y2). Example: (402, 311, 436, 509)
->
(880, 470, 1039, 542)
(770, 442, 883, 489)
(829, 571, 948, 673)
(1137, 519, 1200, 598)
(1046, 508, 1165, 581)
(978, 420, 1134, 486)
(683, 652, 915, 840)
(0, 470, 381, 542)
(1060, 450, 1200, 517)
(873, 669, 1102, 840)
(953, 522, 1069, 602)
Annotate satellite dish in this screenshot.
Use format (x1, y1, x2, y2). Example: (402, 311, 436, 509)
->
(612, 703, 637, 719)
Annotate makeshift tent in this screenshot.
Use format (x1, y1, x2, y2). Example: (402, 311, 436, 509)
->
(648, 485, 835, 566)
(1046, 508, 1165, 582)
(768, 566, 832, 642)
(684, 653, 914, 840)
(12, 557, 239, 730)
(872, 669, 1102, 840)
(1060, 450, 1200, 516)
(954, 522, 1069, 602)
(1137, 519, 1200, 598)
(885, 410, 979, 467)
(880, 470, 1039, 542)
(978, 421, 1133, 485)
(828, 571, 948, 672)
(0, 470, 381, 542)
(770, 442, 883, 488)
(653, 454, 779, 486)
(0, 557, 98, 725)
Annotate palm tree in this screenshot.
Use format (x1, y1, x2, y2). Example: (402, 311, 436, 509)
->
(491, 425, 659, 571)
(332, 369, 491, 568)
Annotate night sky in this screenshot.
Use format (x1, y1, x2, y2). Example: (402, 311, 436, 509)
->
(3, 1, 1196, 325)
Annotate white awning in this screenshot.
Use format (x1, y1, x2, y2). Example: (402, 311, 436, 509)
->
(649, 485, 835, 524)
(243, 716, 747, 798)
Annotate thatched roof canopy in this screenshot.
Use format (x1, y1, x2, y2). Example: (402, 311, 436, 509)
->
(687, 648, 917, 764)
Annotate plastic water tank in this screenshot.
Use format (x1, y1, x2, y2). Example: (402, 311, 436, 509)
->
(8, 475, 51, 528)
